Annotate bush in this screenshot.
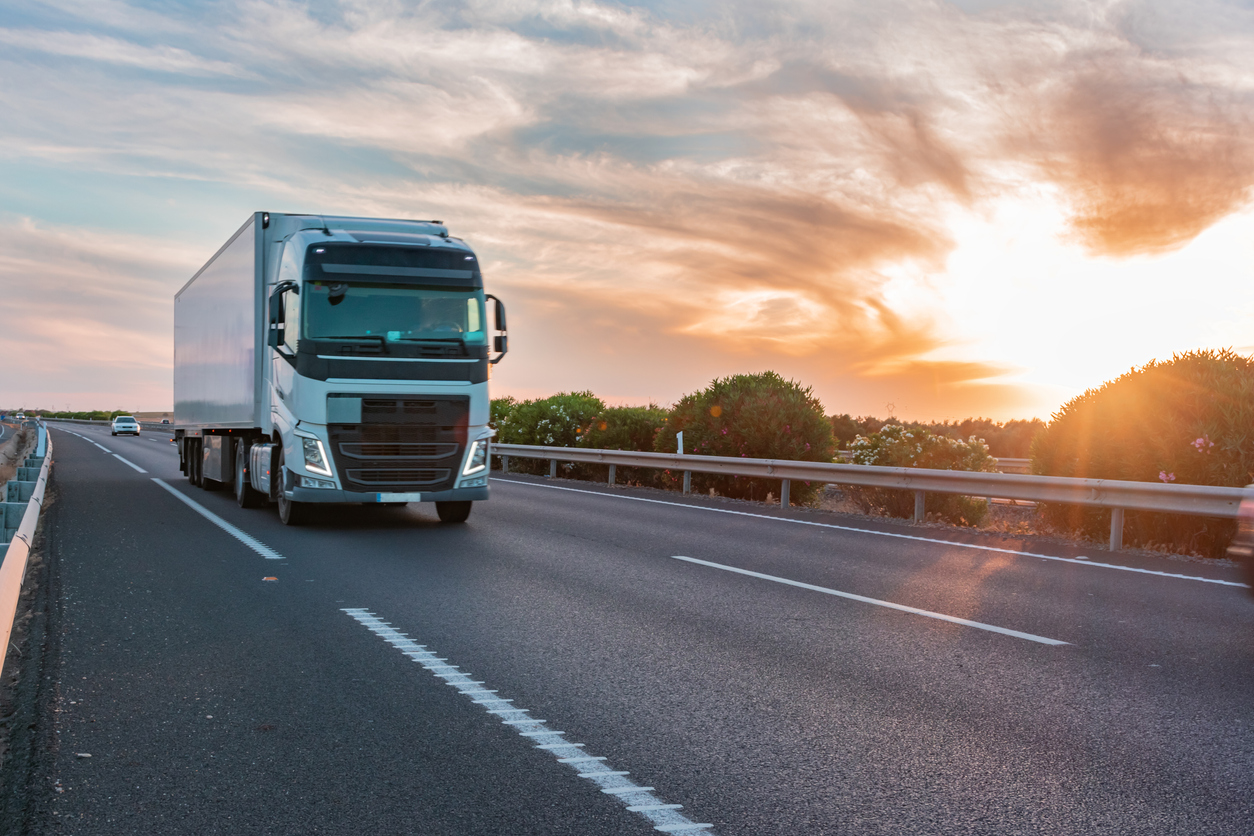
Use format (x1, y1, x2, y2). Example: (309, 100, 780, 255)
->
(847, 423, 996, 525)
(829, 414, 887, 449)
(829, 414, 1044, 457)
(927, 418, 1044, 458)
(495, 391, 605, 476)
(1031, 349, 1254, 556)
(489, 396, 517, 431)
(653, 372, 835, 505)
(578, 405, 668, 486)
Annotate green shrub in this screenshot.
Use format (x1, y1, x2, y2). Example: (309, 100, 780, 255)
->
(847, 423, 996, 525)
(490, 396, 517, 431)
(495, 391, 605, 476)
(829, 413, 1043, 456)
(578, 404, 668, 486)
(829, 414, 887, 449)
(1031, 349, 1254, 556)
(927, 418, 1044, 458)
(653, 372, 835, 505)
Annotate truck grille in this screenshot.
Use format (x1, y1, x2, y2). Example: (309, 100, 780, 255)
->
(338, 442, 458, 460)
(328, 395, 468, 493)
(347, 468, 451, 486)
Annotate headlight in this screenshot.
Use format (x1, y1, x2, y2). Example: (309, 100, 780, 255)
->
(302, 437, 333, 476)
(462, 439, 488, 476)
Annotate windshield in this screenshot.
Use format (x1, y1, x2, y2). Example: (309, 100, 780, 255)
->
(303, 282, 486, 345)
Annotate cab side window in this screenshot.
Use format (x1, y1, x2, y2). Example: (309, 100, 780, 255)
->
(282, 288, 300, 353)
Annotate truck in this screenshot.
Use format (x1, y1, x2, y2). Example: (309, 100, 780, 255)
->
(173, 211, 507, 525)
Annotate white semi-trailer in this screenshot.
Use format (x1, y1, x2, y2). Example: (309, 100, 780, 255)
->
(174, 212, 507, 525)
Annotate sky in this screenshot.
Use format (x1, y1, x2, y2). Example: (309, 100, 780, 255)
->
(1, 0, 1253, 421)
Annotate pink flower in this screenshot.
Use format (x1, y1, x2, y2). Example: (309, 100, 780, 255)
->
(1192, 434, 1215, 452)
(1159, 471, 1176, 482)
(721, 428, 727, 435)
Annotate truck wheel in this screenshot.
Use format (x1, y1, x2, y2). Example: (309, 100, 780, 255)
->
(234, 441, 266, 508)
(436, 501, 472, 523)
(188, 439, 203, 487)
(277, 489, 311, 525)
(275, 447, 311, 525)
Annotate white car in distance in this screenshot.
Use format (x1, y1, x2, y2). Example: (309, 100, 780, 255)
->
(111, 415, 140, 436)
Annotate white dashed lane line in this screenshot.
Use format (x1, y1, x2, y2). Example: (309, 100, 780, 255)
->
(343, 608, 716, 834)
(671, 555, 1069, 646)
(151, 479, 285, 560)
(112, 454, 147, 473)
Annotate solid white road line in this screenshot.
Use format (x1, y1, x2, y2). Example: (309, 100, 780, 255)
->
(112, 454, 147, 473)
(151, 479, 285, 560)
(342, 609, 715, 834)
(494, 478, 1247, 588)
(671, 555, 1069, 646)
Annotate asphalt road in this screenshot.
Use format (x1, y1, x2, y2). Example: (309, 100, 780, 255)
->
(14, 423, 1254, 835)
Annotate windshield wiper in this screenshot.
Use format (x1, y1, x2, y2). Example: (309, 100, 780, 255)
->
(395, 336, 463, 343)
(322, 335, 389, 354)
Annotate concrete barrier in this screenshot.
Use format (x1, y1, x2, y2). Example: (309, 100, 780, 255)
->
(0, 432, 53, 673)
(5, 481, 35, 502)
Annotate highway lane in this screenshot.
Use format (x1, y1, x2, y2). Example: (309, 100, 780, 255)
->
(19, 423, 1254, 834)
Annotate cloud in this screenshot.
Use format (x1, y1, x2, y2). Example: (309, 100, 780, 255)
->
(0, 218, 200, 409)
(1, 0, 1252, 418)
(1004, 25, 1254, 256)
(0, 28, 248, 77)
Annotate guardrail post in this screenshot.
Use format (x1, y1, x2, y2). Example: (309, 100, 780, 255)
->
(683, 471, 691, 495)
(608, 464, 616, 486)
(913, 490, 925, 523)
(549, 459, 557, 479)
(1110, 508, 1124, 551)
(502, 455, 509, 474)
(780, 479, 790, 507)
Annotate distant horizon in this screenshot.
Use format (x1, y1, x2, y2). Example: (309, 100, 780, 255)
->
(5, 399, 1053, 425)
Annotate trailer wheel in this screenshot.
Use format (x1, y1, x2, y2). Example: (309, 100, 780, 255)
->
(188, 439, 203, 487)
(436, 501, 472, 523)
(234, 440, 266, 508)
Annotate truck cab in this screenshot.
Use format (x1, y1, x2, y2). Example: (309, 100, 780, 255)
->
(174, 213, 507, 525)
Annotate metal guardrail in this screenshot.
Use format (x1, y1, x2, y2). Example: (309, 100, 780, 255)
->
(45, 418, 172, 433)
(492, 443, 1246, 551)
(0, 427, 53, 674)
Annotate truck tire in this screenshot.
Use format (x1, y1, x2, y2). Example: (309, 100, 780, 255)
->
(275, 447, 312, 525)
(436, 501, 472, 523)
(234, 440, 266, 508)
(188, 439, 203, 487)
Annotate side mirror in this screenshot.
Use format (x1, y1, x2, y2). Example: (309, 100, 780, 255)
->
(485, 294, 508, 365)
(267, 281, 296, 348)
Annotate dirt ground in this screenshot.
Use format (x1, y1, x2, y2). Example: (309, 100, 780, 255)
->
(0, 426, 33, 486)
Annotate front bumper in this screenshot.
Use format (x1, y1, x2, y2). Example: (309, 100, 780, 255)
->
(287, 485, 490, 504)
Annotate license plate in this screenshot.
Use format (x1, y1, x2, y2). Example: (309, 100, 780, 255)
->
(376, 492, 423, 503)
